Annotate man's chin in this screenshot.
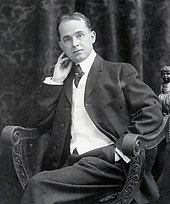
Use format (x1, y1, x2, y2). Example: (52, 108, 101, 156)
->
(71, 56, 84, 64)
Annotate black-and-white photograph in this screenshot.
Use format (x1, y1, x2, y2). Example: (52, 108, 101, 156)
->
(0, 0, 170, 203)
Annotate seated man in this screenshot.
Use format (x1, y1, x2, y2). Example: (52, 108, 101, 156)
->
(20, 12, 163, 204)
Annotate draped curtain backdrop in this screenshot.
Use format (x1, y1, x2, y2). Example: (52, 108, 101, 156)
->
(1, 0, 170, 203)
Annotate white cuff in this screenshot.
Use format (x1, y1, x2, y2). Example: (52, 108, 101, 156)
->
(115, 147, 131, 163)
(43, 77, 63, 85)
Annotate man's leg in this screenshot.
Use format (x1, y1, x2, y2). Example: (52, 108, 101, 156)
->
(20, 146, 128, 204)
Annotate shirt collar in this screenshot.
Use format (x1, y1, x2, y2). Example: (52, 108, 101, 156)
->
(78, 50, 96, 74)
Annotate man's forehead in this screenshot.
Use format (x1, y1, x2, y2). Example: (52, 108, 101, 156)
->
(59, 18, 86, 29)
(59, 19, 89, 38)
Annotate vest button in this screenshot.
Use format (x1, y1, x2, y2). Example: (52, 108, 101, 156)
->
(65, 103, 70, 109)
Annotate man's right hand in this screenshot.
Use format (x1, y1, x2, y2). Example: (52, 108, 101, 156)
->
(52, 52, 73, 84)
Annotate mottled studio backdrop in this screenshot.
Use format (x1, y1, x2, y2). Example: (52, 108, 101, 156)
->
(0, 0, 170, 203)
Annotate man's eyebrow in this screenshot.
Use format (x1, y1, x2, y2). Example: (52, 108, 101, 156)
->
(62, 31, 85, 41)
(75, 31, 84, 35)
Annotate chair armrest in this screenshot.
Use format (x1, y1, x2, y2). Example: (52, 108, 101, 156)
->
(99, 149, 145, 203)
(2, 125, 39, 147)
(122, 133, 140, 157)
(1, 125, 47, 189)
(122, 115, 170, 158)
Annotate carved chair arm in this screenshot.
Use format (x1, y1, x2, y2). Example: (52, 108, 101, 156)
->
(122, 115, 170, 158)
(2, 126, 39, 147)
(122, 134, 140, 157)
(1, 126, 45, 189)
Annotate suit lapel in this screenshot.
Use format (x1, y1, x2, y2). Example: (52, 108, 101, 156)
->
(64, 67, 75, 104)
(85, 55, 103, 100)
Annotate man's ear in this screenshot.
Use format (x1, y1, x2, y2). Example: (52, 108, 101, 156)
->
(91, 31, 96, 44)
(58, 41, 63, 51)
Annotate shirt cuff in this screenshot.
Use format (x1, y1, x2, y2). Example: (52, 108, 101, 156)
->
(115, 147, 131, 163)
(43, 77, 63, 85)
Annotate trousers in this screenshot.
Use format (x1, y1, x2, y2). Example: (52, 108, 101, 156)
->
(20, 144, 129, 204)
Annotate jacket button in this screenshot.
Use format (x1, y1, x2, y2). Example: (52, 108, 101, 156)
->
(60, 123, 65, 128)
(53, 162, 57, 168)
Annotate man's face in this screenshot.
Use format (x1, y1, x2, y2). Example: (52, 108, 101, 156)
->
(58, 19, 96, 64)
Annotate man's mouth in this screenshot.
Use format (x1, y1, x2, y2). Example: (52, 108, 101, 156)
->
(73, 50, 83, 54)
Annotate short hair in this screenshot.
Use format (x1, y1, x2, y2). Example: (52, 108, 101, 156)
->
(57, 12, 92, 40)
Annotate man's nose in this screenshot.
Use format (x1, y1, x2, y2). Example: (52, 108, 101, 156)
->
(72, 37, 78, 47)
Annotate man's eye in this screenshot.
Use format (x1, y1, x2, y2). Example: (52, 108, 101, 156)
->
(64, 38, 70, 42)
(77, 33, 84, 38)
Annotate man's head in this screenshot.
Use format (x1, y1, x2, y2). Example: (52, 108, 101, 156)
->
(57, 12, 96, 64)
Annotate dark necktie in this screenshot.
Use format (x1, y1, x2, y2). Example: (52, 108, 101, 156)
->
(72, 147, 79, 155)
(74, 64, 85, 88)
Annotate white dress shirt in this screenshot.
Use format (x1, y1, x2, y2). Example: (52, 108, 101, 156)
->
(70, 50, 114, 154)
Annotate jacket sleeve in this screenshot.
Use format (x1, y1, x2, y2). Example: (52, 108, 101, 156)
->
(29, 82, 63, 133)
(122, 63, 163, 134)
(116, 63, 163, 151)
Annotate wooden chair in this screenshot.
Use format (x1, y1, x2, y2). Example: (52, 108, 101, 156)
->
(1, 66, 170, 204)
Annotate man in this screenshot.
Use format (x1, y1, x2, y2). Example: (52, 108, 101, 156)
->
(21, 12, 163, 204)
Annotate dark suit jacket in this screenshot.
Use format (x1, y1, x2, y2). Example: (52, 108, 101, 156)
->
(32, 54, 163, 203)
